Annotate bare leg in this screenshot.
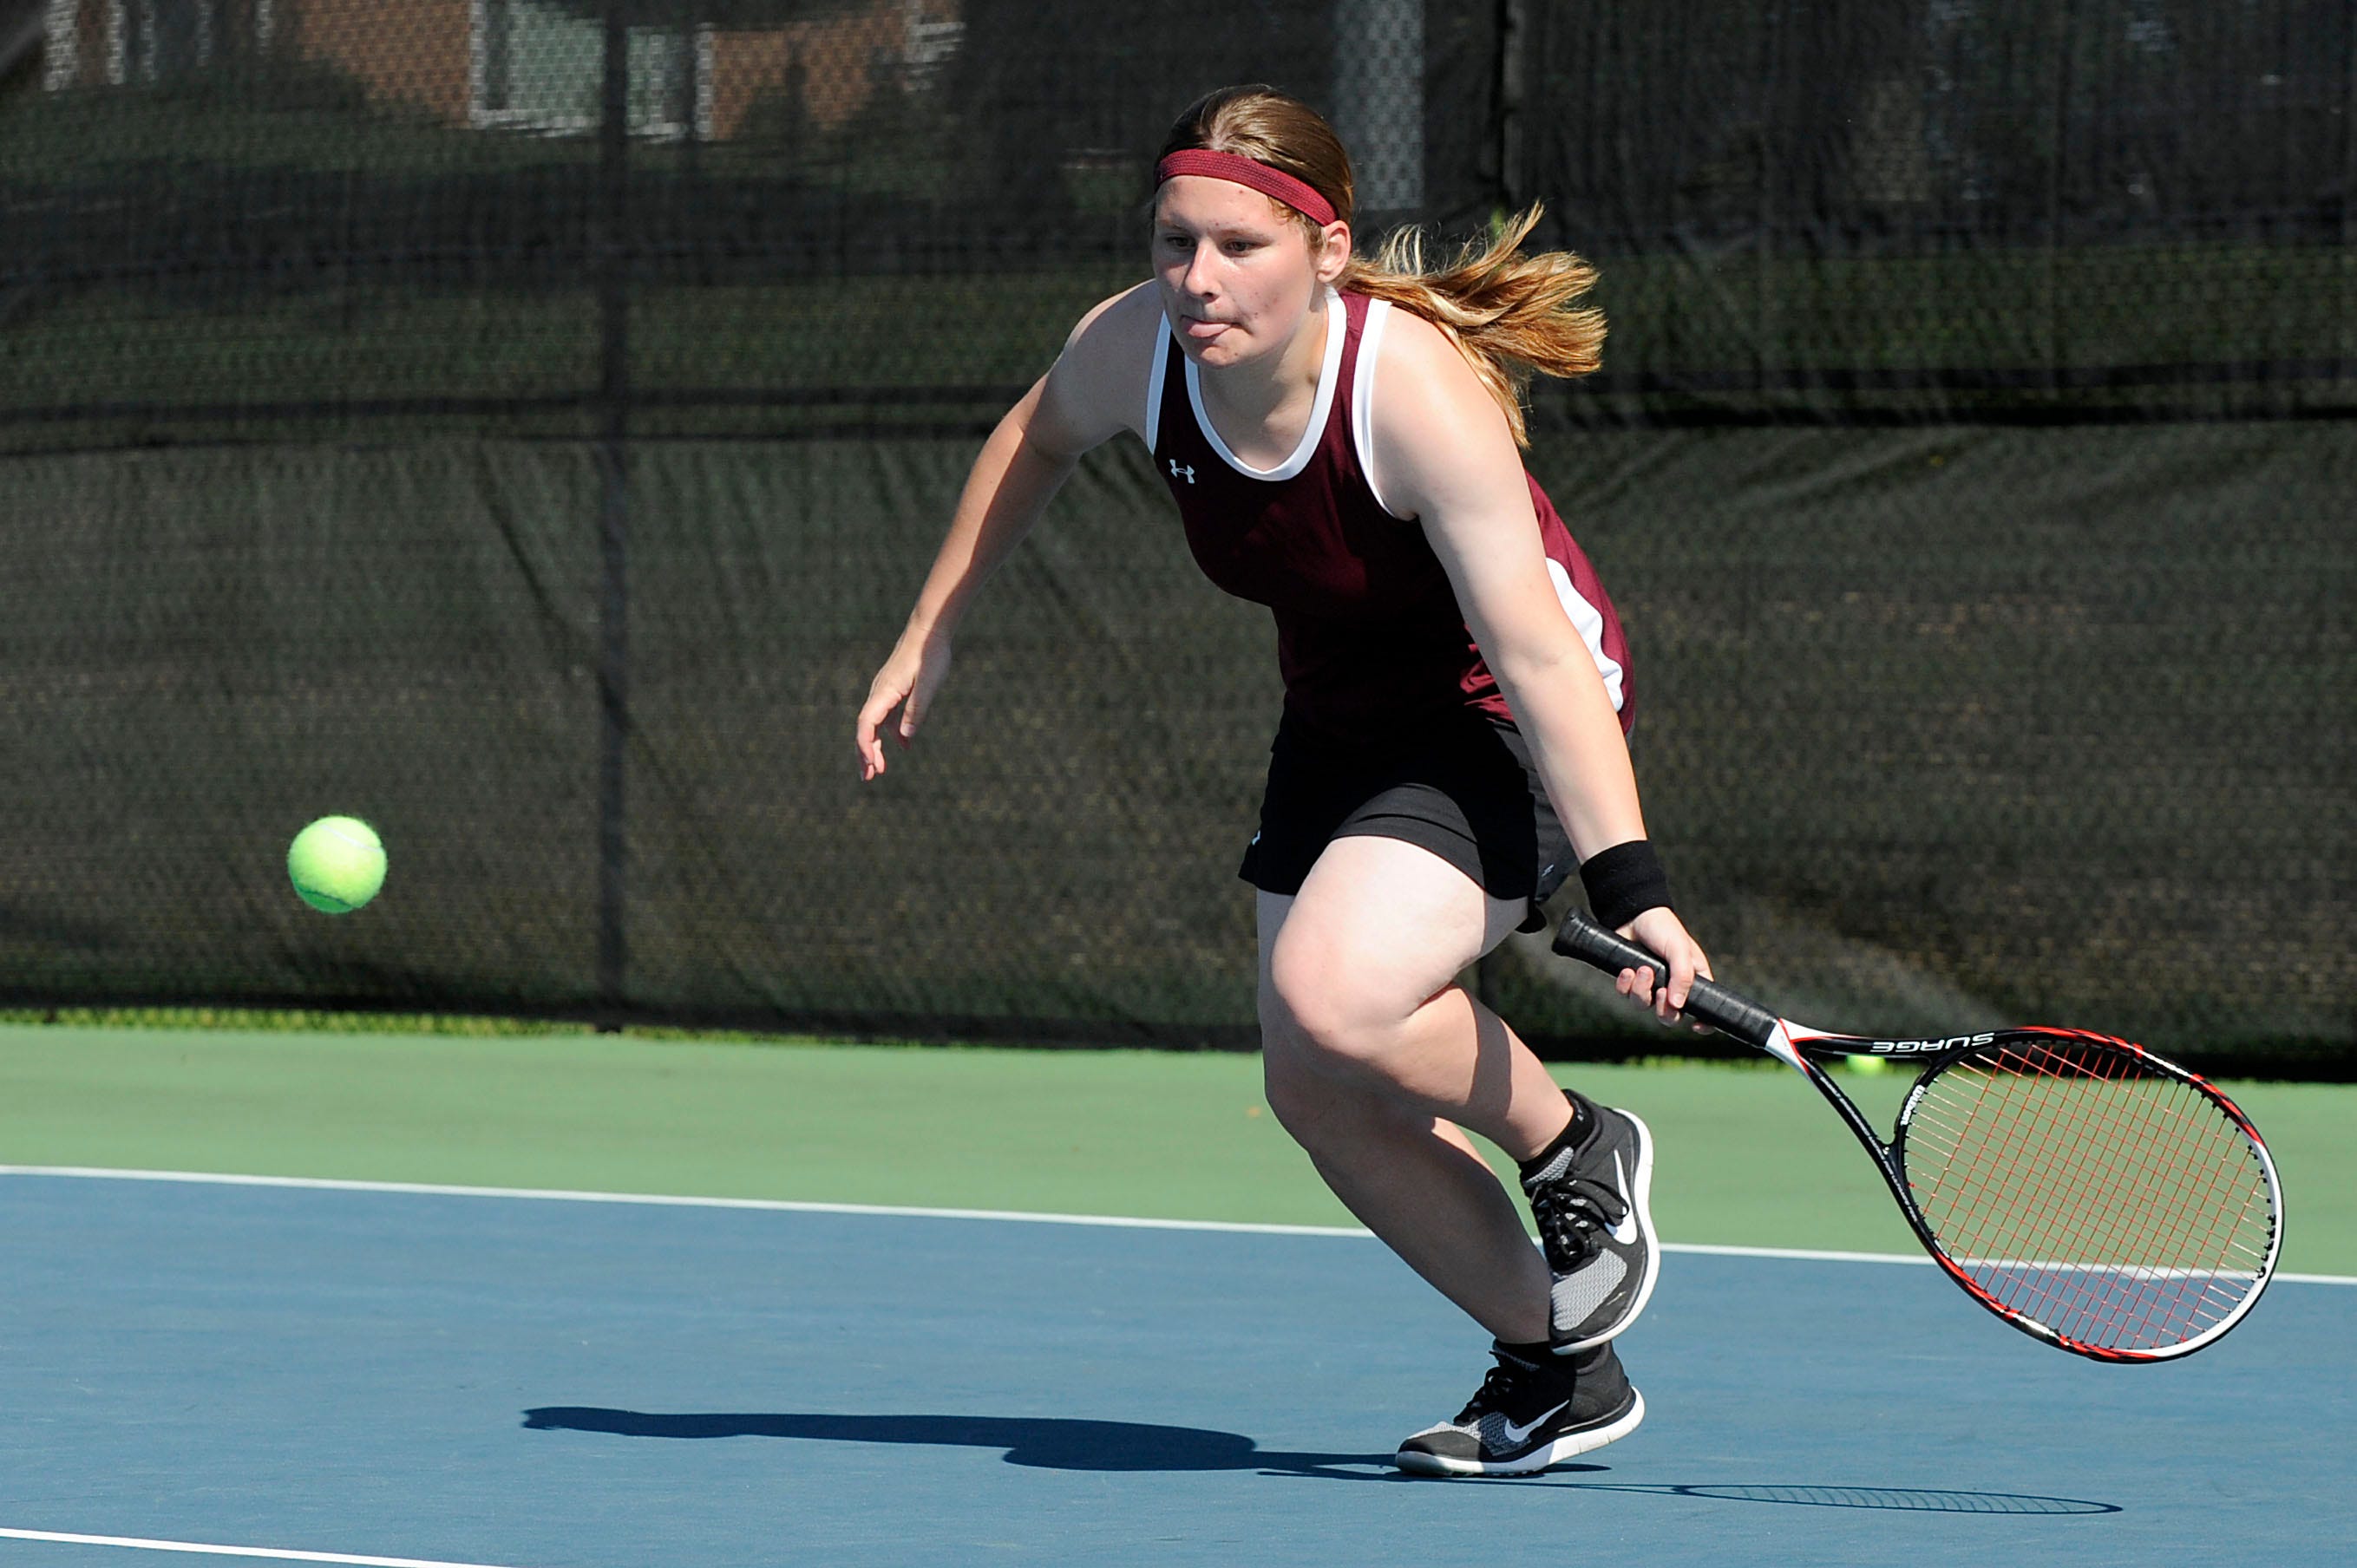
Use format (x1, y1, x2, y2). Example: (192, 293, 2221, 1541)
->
(1258, 836, 1578, 1343)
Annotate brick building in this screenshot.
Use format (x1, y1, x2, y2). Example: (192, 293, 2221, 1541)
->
(39, 0, 963, 140)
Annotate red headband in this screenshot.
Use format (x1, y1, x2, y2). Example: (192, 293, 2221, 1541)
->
(1154, 148, 1339, 227)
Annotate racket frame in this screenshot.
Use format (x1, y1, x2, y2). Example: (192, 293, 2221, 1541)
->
(1550, 909, 2283, 1362)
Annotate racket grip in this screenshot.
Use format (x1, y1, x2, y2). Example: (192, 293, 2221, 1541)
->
(1549, 910, 1781, 1049)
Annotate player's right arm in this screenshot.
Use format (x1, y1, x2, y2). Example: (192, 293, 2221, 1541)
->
(855, 284, 1160, 780)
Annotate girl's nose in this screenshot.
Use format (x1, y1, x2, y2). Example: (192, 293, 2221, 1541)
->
(1183, 241, 1221, 296)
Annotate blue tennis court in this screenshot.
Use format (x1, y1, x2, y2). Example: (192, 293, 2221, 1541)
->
(2, 1170, 2347, 1567)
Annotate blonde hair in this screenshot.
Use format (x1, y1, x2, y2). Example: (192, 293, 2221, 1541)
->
(1157, 87, 1604, 447)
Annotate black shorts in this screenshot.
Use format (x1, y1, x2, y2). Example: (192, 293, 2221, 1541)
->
(1238, 711, 1573, 932)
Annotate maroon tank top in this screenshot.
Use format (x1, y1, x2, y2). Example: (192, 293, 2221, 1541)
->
(1149, 289, 1633, 743)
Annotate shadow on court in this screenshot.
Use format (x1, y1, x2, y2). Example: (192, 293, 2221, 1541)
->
(1638, 1485, 2121, 1514)
(519, 1408, 2118, 1512)
(1268, 1470, 2124, 1512)
(521, 1406, 1388, 1474)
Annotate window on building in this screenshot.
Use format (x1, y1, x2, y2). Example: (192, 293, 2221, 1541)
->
(472, 0, 709, 140)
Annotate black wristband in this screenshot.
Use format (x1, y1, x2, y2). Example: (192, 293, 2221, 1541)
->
(1579, 840, 1673, 930)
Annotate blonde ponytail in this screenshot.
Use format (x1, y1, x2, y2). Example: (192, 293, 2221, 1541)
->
(1340, 205, 1603, 448)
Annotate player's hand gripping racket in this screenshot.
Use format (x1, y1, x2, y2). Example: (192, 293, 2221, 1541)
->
(1554, 910, 2282, 1362)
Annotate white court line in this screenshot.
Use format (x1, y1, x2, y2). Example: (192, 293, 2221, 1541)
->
(4, 1165, 2351, 1285)
(0, 1165, 1365, 1237)
(0, 1526, 524, 1567)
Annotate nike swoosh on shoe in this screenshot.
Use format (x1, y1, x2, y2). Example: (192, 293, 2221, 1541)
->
(1607, 1150, 1640, 1245)
(1499, 1399, 1571, 1447)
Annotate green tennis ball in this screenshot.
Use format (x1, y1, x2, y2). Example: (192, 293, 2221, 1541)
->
(1849, 1052, 1890, 1075)
(287, 816, 386, 914)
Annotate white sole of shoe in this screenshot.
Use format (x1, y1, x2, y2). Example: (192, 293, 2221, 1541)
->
(1555, 1108, 1660, 1354)
(1392, 1388, 1647, 1478)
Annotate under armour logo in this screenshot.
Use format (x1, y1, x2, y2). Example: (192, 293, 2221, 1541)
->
(1169, 460, 1195, 484)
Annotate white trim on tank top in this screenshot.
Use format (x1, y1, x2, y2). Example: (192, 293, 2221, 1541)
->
(1143, 311, 1169, 453)
(1180, 288, 1346, 481)
(1346, 297, 1407, 519)
(1548, 559, 1627, 713)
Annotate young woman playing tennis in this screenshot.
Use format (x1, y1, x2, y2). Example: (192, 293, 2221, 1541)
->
(854, 86, 1712, 1477)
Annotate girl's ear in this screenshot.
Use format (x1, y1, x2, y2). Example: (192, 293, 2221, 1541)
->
(1313, 220, 1352, 283)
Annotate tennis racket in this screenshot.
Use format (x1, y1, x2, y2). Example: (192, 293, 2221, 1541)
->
(1553, 909, 2283, 1362)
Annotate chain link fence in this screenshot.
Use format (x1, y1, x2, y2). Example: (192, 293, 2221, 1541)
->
(3, 2, 2350, 1073)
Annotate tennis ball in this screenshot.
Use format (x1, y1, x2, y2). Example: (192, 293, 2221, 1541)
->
(1849, 1052, 1890, 1075)
(287, 816, 386, 914)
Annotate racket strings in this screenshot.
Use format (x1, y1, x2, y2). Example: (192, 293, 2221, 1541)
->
(1921, 1082, 2213, 1349)
(1900, 1035, 2275, 1353)
(1918, 1049, 2268, 1349)
(1929, 1052, 2266, 1348)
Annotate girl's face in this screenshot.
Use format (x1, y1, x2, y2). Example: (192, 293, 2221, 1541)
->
(1151, 175, 1347, 371)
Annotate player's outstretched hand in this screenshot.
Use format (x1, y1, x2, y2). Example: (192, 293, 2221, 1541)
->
(855, 630, 953, 781)
(1616, 906, 1712, 1028)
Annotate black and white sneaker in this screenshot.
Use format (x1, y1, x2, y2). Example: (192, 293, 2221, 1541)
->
(1522, 1091, 1659, 1353)
(1394, 1340, 1645, 1477)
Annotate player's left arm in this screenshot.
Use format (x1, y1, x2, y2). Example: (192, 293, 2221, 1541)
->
(1369, 311, 1711, 1015)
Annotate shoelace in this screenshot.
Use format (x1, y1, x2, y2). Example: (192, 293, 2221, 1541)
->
(1457, 1354, 1535, 1422)
(1527, 1173, 1630, 1271)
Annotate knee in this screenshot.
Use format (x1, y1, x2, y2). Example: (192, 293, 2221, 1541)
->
(1263, 924, 1410, 1080)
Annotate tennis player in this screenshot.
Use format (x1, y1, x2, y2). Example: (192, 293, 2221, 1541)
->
(855, 85, 1712, 1477)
